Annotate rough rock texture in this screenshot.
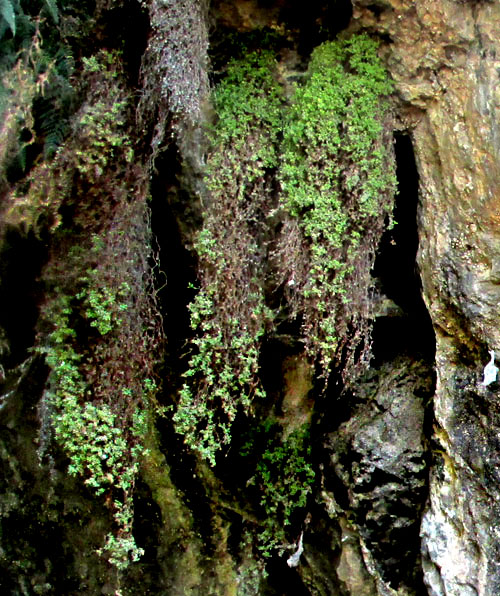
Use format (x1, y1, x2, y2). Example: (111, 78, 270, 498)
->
(352, 1, 500, 594)
(326, 359, 432, 596)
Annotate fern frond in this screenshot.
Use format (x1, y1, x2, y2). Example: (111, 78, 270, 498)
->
(54, 46, 74, 81)
(38, 100, 66, 158)
(0, 0, 16, 37)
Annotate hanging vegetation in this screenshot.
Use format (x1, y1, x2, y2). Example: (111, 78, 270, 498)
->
(277, 34, 396, 379)
(173, 50, 282, 465)
(175, 35, 396, 470)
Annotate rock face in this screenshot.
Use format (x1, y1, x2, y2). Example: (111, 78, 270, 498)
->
(328, 359, 433, 594)
(327, 359, 431, 595)
(352, 1, 500, 594)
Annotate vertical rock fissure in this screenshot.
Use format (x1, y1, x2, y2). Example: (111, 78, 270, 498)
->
(372, 133, 435, 364)
(324, 132, 436, 595)
(149, 148, 199, 368)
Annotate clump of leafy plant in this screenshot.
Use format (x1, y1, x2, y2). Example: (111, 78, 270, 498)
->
(28, 50, 163, 573)
(39, 225, 160, 571)
(277, 34, 396, 377)
(40, 296, 149, 569)
(0, 0, 59, 39)
(175, 35, 396, 467)
(173, 51, 282, 465)
(241, 421, 315, 557)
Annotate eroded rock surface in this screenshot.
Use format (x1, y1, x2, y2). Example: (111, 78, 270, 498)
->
(353, 1, 500, 593)
(325, 359, 432, 595)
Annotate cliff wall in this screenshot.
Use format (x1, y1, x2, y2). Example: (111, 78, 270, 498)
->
(1, 1, 499, 595)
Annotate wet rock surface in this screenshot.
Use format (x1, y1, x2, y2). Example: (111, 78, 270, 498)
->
(325, 359, 433, 595)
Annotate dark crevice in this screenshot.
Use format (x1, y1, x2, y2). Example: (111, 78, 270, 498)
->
(279, 0, 353, 56)
(0, 228, 47, 369)
(148, 144, 219, 560)
(367, 4, 384, 18)
(316, 134, 436, 596)
(149, 145, 199, 371)
(102, 1, 150, 87)
(372, 133, 436, 365)
(263, 558, 311, 596)
(364, 133, 435, 594)
(209, 0, 353, 69)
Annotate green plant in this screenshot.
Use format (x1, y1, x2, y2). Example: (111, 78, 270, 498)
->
(38, 275, 154, 570)
(0, 0, 58, 38)
(241, 422, 315, 557)
(78, 243, 130, 335)
(0, 0, 16, 37)
(30, 50, 163, 572)
(278, 34, 396, 377)
(175, 36, 395, 467)
(173, 51, 282, 465)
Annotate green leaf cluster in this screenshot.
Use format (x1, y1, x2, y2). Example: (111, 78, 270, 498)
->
(78, 240, 130, 335)
(176, 35, 395, 467)
(173, 51, 282, 465)
(242, 423, 315, 557)
(74, 53, 134, 181)
(279, 34, 396, 372)
(38, 264, 152, 570)
(209, 50, 283, 182)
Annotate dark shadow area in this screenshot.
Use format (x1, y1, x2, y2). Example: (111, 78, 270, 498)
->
(148, 146, 220, 561)
(209, 27, 293, 76)
(103, 0, 150, 86)
(149, 146, 199, 370)
(209, 0, 353, 74)
(279, 0, 353, 56)
(0, 228, 47, 368)
(263, 558, 311, 596)
(372, 133, 435, 364)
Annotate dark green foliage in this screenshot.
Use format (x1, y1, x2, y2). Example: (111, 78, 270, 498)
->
(209, 27, 287, 74)
(42, 0, 58, 23)
(0, 0, 73, 184)
(241, 421, 315, 556)
(35, 47, 74, 158)
(0, 0, 58, 41)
